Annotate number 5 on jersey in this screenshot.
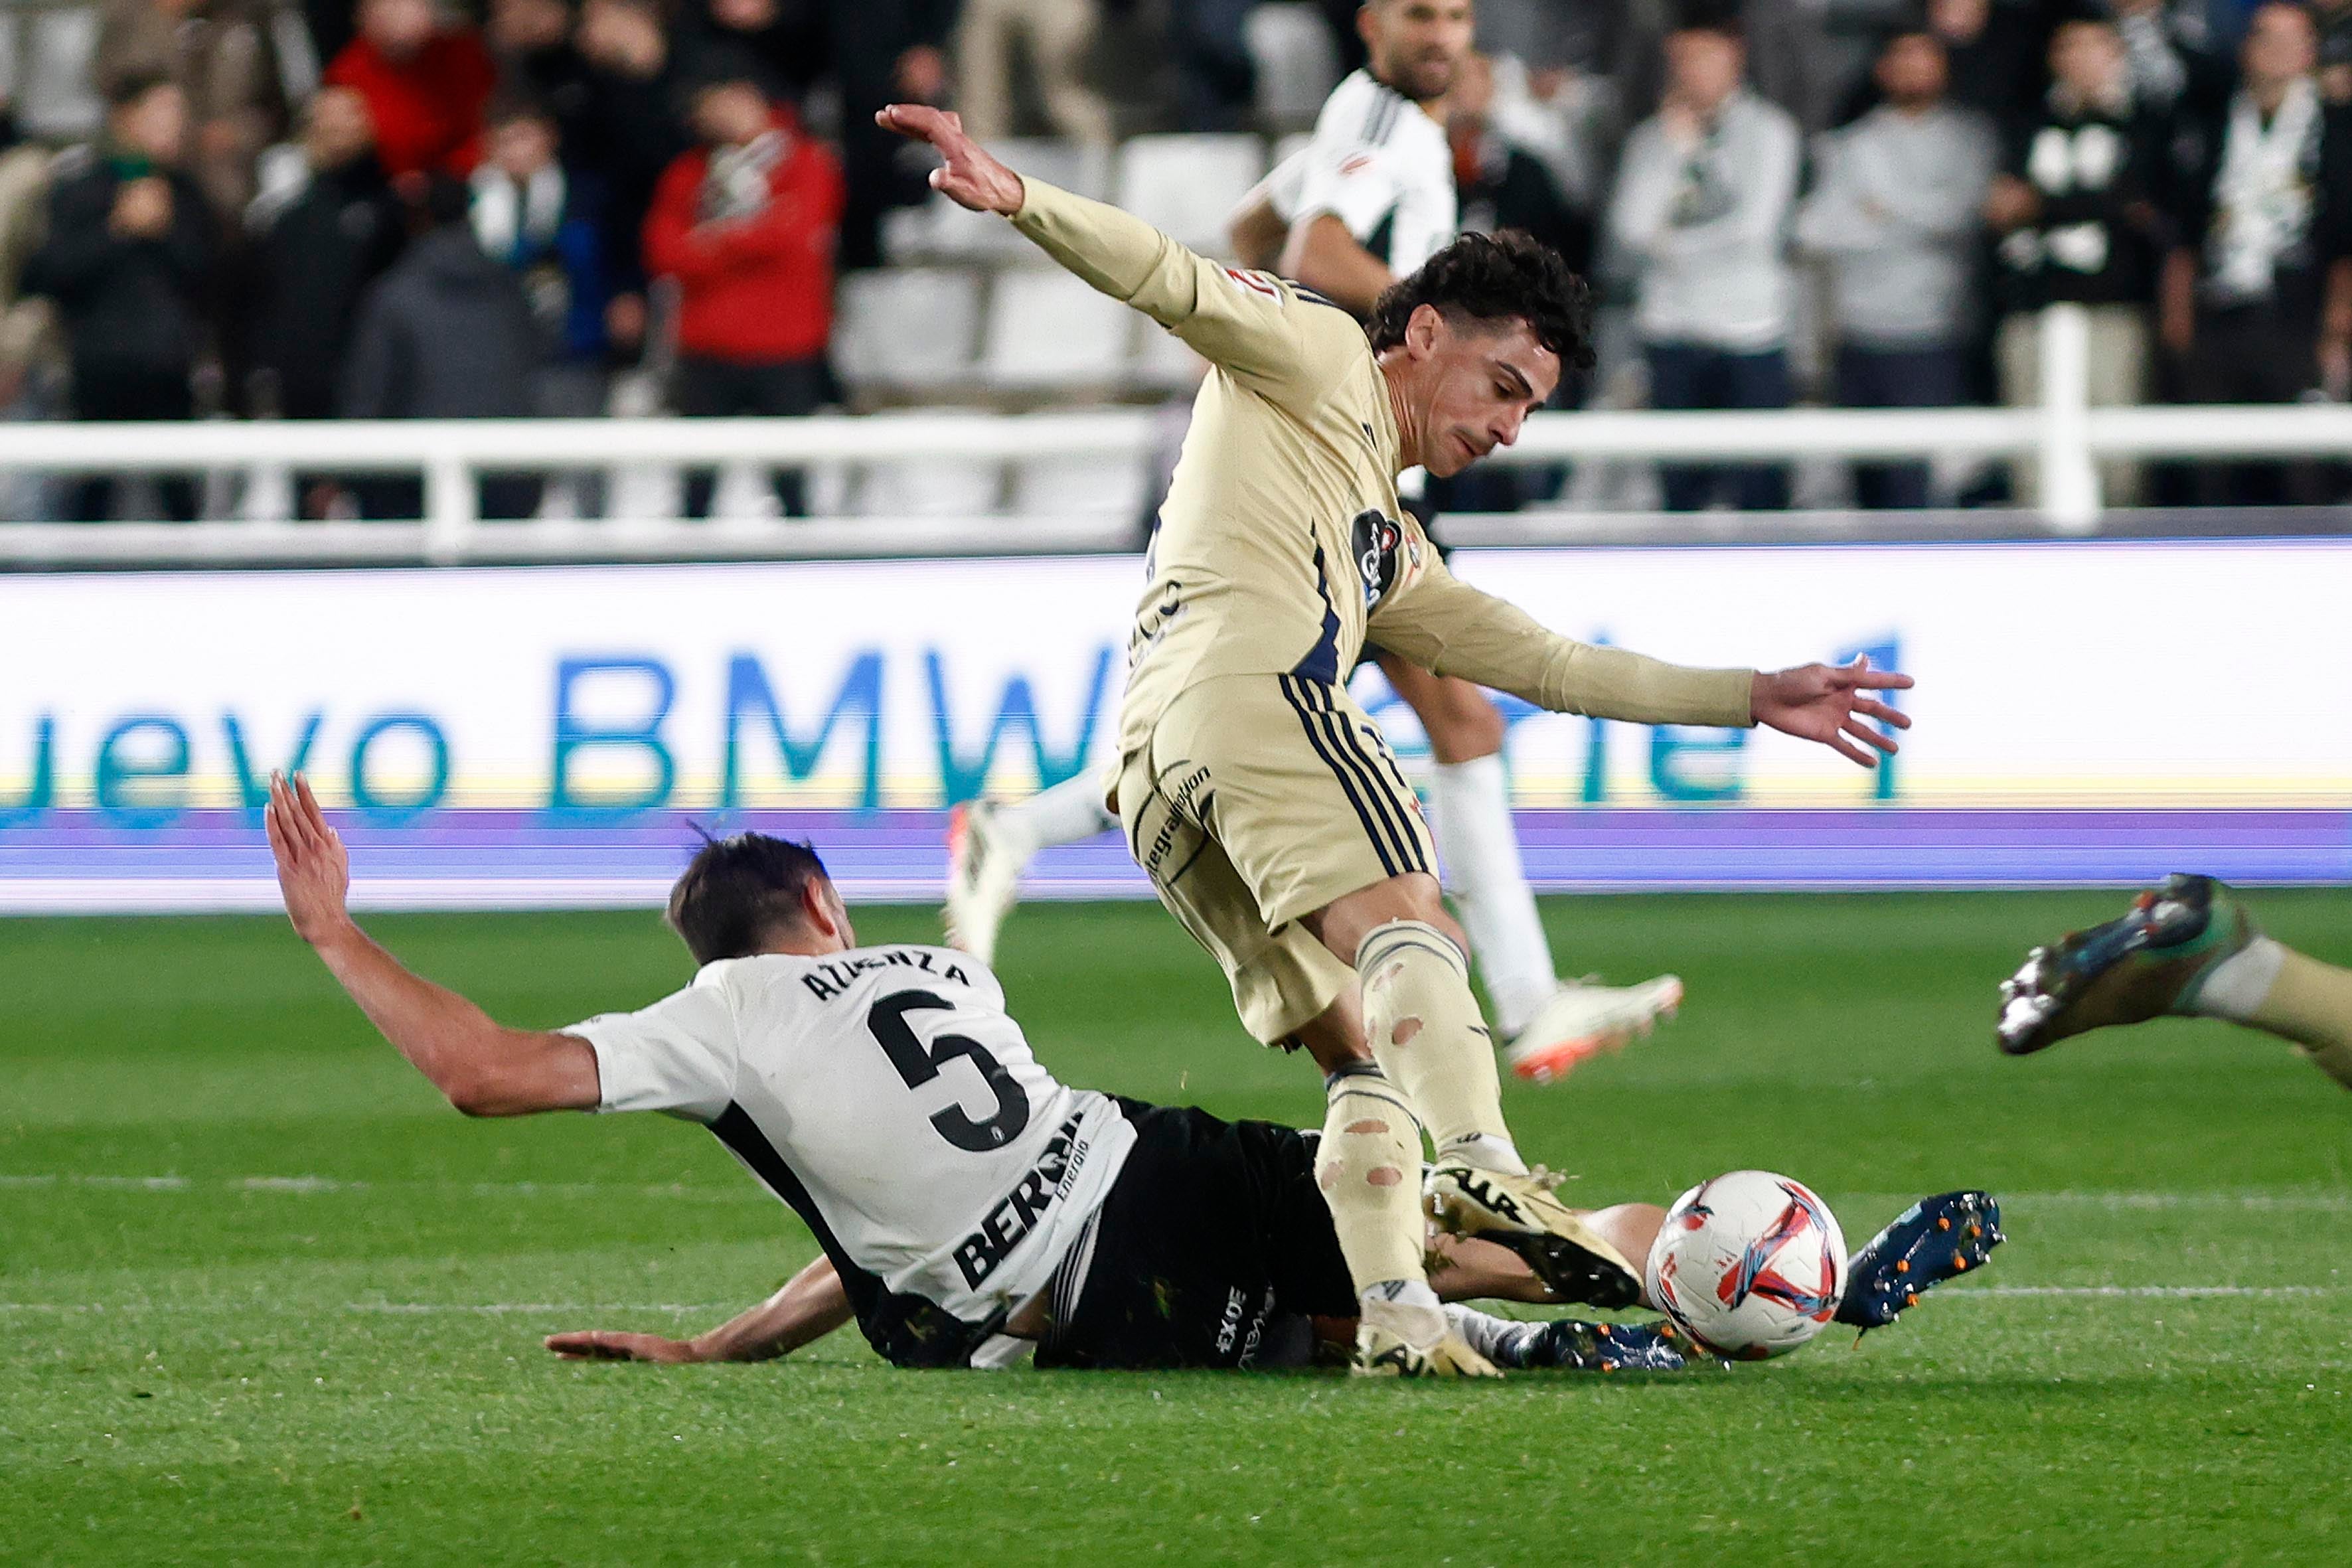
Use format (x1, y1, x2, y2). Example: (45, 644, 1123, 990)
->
(867, 990, 1032, 1151)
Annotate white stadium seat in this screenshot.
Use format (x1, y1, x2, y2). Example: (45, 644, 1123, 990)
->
(1010, 452, 1149, 520)
(832, 268, 984, 392)
(979, 270, 1132, 392)
(1245, 4, 1342, 129)
(1113, 134, 1266, 257)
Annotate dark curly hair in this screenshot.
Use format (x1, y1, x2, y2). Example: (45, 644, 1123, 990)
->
(1364, 230, 1595, 371)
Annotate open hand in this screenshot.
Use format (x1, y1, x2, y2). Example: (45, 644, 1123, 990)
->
(544, 1329, 706, 1363)
(264, 771, 354, 948)
(874, 103, 1024, 215)
(1750, 657, 1913, 769)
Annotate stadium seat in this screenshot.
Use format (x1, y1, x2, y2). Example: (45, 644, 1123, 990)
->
(882, 139, 1113, 264)
(833, 268, 984, 394)
(11, 7, 104, 141)
(979, 270, 1132, 392)
(1113, 135, 1266, 256)
(1010, 449, 1150, 520)
(1245, 5, 1342, 129)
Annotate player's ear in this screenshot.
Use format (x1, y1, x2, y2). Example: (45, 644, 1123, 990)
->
(1405, 302, 1445, 358)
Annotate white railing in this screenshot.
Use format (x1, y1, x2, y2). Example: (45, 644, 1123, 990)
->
(0, 307, 2347, 564)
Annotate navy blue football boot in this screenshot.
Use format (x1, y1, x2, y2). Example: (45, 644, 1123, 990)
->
(1836, 1190, 2004, 1332)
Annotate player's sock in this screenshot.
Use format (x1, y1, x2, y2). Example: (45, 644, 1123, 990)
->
(999, 773, 1117, 853)
(1314, 1063, 1432, 1293)
(1356, 919, 1527, 1175)
(1429, 754, 1557, 1040)
(2195, 939, 2352, 1090)
(1443, 1304, 1543, 1368)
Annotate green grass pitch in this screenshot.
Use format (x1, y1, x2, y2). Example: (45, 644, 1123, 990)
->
(6, 890, 2351, 1565)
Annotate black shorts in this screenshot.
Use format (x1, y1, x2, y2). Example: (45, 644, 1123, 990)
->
(1035, 1099, 1356, 1371)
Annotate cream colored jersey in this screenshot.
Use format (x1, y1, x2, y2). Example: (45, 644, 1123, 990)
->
(1006, 178, 1758, 773)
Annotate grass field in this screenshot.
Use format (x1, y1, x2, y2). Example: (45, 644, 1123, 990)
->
(6, 890, 2351, 1566)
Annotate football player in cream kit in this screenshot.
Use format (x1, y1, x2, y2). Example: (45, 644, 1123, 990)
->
(949, 0, 1682, 1087)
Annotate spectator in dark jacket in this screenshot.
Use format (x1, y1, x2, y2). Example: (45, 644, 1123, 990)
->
(1987, 15, 2170, 505)
(643, 73, 844, 516)
(2161, 0, 2352, 504)
(324, 0, 499, 179)
(238, 85, 405, 518)
(341, 176, 544, 519)
(24, 72, 218, 521)
(576, 0, 694, 361)
(242, 86, 404, 424)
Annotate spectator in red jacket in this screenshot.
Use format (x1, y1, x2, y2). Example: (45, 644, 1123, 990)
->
(323, 0, 497, 179)
(643, 69, 844, 518)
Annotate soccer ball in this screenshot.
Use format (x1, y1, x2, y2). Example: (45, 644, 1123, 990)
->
(1645, 1170, 1848, 1360)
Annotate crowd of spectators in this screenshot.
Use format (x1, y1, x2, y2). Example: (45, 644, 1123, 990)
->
(0, 0, 2344, 518)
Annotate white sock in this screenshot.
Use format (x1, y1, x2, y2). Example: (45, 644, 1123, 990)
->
(1428, 753, 1556, 1038)
(1000, 773, 1118, 854)
(1443, 1303, 1540, 1366)
(2191, 936, 2286, 1021)
(1366, 1278, 1443, 1310)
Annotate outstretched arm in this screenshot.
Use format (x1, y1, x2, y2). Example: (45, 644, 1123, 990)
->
(1371, 564, 1911, 766)
(876, 103, 1352, 402)
(265, 772, 599, 1116)
(545, 1255, 856, 1364)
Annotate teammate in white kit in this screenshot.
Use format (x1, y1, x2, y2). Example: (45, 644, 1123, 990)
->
(262, 773, 1705, 1372)
(949, 0, 1680, 1085)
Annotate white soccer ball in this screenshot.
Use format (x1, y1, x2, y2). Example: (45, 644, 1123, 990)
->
(1645, 1170, 1848, 1360)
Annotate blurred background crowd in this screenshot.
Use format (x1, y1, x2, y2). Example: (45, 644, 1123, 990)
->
(0, 0, 2345, 520)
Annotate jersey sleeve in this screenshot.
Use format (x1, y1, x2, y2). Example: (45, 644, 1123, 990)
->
(1291, 139, 1409, 245)
(1008, 175, 1363, 409)
(1369, 552, 1757, 727)
(562, 980, 740, 1122)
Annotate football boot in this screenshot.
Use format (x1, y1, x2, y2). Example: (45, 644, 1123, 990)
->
(1836, 1190, 2003, 1332)
(1425, 1164, 1644, 1308)
(1998, 874, 2260, 1056)
(1505, 975, 1685, 1084)
(943, 801, 1023, 965)
(1354, 1298, 1502, 1378)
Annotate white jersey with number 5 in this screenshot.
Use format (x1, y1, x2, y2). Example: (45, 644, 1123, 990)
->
(564, 945, 1135, 1343)
(1262, 67, 1458, 275)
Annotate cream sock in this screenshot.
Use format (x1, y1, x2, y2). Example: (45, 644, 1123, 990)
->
(1357, 919, 1526, 1174)
(2195, 938, 2352, 1091)
(1314, 1064, 1431, 1294)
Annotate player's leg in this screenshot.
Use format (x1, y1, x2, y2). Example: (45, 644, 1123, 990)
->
(1998, 874, 2352, 1090)
(1375, 652, 1684, 1082)
(943, 775, 1119, 963)
(1115, 686, 1486, 1373)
